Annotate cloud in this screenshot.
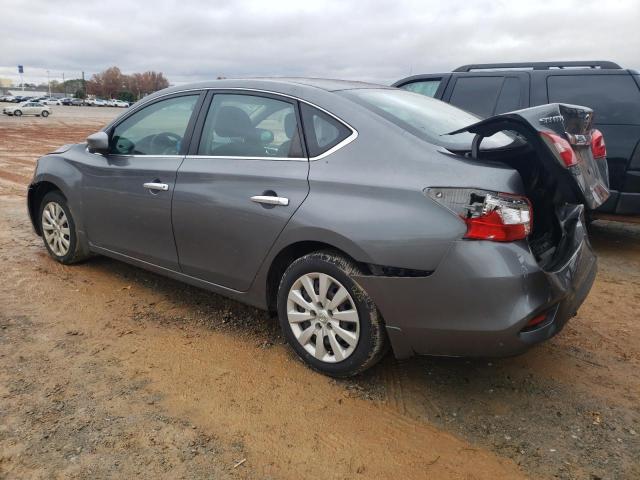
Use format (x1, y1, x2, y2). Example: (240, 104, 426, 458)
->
(1, 0, 638, 86)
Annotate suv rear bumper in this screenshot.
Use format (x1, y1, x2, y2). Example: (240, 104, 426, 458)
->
(354, 204, 597, 359)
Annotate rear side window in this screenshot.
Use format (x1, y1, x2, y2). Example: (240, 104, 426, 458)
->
(449, 76, 504, 117)
(547, 75, 640, 124)
(399, 79, 441, 97)
(300, 103, 352, 158)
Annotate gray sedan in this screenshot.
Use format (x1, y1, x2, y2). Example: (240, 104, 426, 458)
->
(27, 78, 609, 376)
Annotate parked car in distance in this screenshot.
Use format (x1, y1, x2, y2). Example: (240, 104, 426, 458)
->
(89, 98, 108, 107)
(393, 61, 640, 216)
(70, 98, 85, 106)
(111, 99, 130, 108)
(0, 95, 16, 102)
(3, 101, 51, 117)
(27, 79, 608, 376)
(42, 98, 62, 106)
(59, 98, 73, 105)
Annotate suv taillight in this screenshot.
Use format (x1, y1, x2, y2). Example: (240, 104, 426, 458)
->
(540, 131, 578, 167)
(591, 129, 606, 159)
(427, 188, 532, 242)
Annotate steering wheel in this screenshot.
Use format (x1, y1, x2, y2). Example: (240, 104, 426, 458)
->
(149, 132, 182, 155)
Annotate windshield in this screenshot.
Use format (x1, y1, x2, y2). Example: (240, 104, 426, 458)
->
(338, 88, 515, 150)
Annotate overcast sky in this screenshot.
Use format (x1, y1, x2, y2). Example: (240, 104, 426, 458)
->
(2, 0, 639, 87)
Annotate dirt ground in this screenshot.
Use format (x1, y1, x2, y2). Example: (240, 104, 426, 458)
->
(0, 105, 638, 479)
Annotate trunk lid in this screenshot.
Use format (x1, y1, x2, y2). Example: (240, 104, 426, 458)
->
(447, 103, 610, 209)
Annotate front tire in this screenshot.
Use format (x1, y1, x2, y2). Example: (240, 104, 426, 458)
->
(277, 251, 387, 377)
(38, 191, 87, 264)
(41, 110, 49, 117)
(13, 110, 22, 117)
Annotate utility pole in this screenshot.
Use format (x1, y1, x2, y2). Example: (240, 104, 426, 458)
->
(62, 72, 65, 96)
(82, 71, 86, 98)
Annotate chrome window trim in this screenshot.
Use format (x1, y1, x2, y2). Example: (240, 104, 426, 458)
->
(111, 86, 359, 162)
(184, 155, 308, 162)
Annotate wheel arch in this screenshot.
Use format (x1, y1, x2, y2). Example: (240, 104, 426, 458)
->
(264, 240, 372, 313)
(27, 180, 67, 235)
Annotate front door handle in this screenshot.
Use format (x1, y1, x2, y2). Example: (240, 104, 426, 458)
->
(143, 182, 169, 191)
(250, 195, 289, 206)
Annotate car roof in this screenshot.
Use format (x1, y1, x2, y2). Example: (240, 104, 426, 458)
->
(148, 77, 391, 102)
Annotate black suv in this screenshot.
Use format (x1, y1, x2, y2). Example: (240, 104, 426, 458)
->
(393, 61, 640, 216)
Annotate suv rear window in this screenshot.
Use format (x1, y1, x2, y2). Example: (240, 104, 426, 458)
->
(547, 74, 640, 124)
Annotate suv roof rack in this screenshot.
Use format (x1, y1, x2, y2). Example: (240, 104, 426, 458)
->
(453, 61, 622, 72)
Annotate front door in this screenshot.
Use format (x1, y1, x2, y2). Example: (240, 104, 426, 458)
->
(81, 92, 203, 270)
(172, 91, 309, 291)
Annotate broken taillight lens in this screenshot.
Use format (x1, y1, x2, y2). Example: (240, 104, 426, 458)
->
(540, 131, 578, 167)
(590, 129, 606, 159)
(427, 188, 532, 242)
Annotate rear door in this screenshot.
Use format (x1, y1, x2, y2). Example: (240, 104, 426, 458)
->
(442, 72, 529, 117)
(172, 91, 309, 291)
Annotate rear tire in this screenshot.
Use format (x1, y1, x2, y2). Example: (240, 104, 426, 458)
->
(277, 251, 387, 377)
(38, 191, 89, 264)
(41, 110, 49, 117)
(14, 110, 22, 117)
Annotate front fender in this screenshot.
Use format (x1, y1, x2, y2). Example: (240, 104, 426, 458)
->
(28, 151, 86, 235)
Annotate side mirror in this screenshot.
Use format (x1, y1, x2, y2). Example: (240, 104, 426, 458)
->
(87, 131, 109, 154)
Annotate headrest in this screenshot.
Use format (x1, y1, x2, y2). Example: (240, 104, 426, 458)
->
(284, 112, 296, 139)
(214, 106, 255, 138)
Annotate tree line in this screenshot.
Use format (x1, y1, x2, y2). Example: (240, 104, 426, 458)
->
(23, 66, 170, 102)
(87, 67, 170, 102)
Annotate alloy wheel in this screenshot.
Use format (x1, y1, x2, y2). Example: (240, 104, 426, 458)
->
(287, 272, 360, 363)
(41, 201, 71, 257)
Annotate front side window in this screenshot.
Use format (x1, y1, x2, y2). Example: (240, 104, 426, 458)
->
(109, 94, 199, 155)
(399, 79, 441, 97)
(198, 94, 303, 158)
(300, 103, 352, 158)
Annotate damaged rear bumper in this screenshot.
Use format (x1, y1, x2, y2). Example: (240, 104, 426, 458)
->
(354, 204, 597, 359)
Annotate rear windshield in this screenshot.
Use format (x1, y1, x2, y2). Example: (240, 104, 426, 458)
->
(338, 88, 514, 150)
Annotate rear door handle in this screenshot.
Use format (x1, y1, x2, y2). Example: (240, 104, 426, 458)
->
(143, 182, 169, 191)
(250, 195, 289, 206)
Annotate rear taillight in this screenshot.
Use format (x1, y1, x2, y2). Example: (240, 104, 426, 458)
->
(427, 188, 532, 242)
(591, 129, 606, 159)
(540, 131, 578, 167)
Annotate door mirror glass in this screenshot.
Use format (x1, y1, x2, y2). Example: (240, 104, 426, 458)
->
(86, 131, 109, 153)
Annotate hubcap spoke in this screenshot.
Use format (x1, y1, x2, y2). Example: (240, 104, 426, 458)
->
(327, 286, 349, 311)
(332, 324, 358, 347)
(300, 275, 319, 304)
(287, 310, 314, 323)
(297, 325, 316, 345)
(331, 309, 359, 323)
(318, 274, 330, 304)
(288, 289, 314, 312)
(327, 331, 345, 362)
(314, 331, 327, 360)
